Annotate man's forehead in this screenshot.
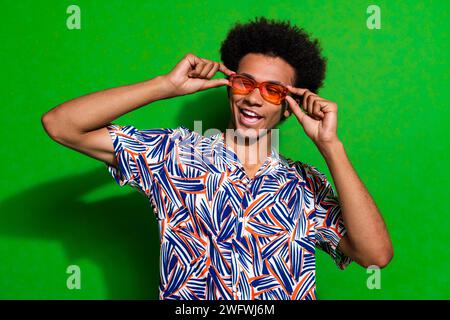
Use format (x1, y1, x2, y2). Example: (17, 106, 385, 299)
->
(237, 56, 295, 85)
(239, 72, 283, 85)
(238, 71, 293, 86)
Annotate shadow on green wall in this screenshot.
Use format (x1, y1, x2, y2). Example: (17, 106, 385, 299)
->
(0, 168, 160, 299)
(175, 87, 231, 132)
(0, 89, 233, 299)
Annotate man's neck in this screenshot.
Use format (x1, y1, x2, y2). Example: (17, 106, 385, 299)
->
(225, 125, 273, 168)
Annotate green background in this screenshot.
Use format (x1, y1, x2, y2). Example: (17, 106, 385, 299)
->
(1, 0, 449, 299)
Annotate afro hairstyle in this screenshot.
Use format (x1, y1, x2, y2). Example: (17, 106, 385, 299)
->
(220, 16, 327, 94)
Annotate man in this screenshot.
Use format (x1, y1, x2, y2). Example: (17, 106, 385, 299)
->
(42, 16, 393, 300)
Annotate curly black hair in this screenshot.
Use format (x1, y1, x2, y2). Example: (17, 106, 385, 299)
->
(220, 16, 327, 94)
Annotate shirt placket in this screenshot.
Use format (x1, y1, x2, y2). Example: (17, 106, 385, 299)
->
(231, 175, 253, 300)
(225, 147, 277, 300)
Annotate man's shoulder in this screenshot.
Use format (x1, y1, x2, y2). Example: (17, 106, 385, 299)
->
(283, 157, 328, 182)
(131, 125, 198, 143)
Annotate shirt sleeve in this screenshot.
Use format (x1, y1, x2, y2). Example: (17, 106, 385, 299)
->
(105, 124, 186, 198)
(307, 164, 353, 270)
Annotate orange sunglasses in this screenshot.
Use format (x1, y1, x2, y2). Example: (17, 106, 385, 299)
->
(227, 74, 290, 105)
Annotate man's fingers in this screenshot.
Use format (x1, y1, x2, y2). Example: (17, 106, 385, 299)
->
(312, 99, 326, 119)
(302, 90, 318, 113)
(285, 95, 306, 123)
(287, 85, 320, 116)
(218, 62, 236, 76)
(184, 54, 234, 88)
(199, 62, 215, 78)
(206, 62, 220, 79)
(201, 78, 230, 90)
(188, 61, 204, 77)
(286, 85, 308, 96)
(187, 54, 209, 77)
(189, 58, 235, 78)
(306, 93, 323, 116)
(186, 53, 201, 73)
(306, 93, 316, 114)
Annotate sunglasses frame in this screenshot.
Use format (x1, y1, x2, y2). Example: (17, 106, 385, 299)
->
(227, 74, 290, 105)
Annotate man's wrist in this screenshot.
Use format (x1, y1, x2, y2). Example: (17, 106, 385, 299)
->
(316, 139, 346, 162)
(148, 75, 178, 101)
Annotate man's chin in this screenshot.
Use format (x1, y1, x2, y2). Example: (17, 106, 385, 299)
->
(232, 125, 270, 140)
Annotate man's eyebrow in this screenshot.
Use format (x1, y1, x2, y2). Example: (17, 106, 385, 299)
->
(240, 72, 283, 85)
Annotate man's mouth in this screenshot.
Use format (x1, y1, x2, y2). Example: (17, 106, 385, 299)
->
(239, 108, 264, 125)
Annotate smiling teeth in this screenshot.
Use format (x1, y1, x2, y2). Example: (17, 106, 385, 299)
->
(242, 109, 259, 117)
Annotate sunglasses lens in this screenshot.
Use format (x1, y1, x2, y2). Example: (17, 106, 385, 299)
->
(262, 84, 286, 104)
(229, 75, 287, 104)
(230, 76, 254, 93)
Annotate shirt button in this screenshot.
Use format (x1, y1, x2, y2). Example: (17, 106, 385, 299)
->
(232, 285, 237, 292)
(236, 292, 241, 297)
(235, 253, 240, 259)
(238, 217, 244, 222)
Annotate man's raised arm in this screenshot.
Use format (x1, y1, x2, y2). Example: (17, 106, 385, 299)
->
(40, 53, 235, 166)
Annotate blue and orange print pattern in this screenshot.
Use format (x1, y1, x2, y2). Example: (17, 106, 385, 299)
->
(106, 124, 352, 300)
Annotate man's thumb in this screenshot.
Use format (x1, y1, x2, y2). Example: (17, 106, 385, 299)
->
(202, 78, 229, 90)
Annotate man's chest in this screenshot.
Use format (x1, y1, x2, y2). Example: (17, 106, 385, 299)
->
(151, 160, 316, 242)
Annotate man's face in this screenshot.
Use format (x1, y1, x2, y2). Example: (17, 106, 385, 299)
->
(228, 53, 296, 138)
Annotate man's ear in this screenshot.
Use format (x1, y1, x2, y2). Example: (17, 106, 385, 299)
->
(282, 101, 291, 118)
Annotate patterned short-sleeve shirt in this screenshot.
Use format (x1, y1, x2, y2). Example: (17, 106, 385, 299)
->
(105, 124, 352, 300)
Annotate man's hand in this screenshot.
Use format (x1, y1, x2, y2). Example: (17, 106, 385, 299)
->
(285, 85, 340, 150)
(162, 53, 236, 98)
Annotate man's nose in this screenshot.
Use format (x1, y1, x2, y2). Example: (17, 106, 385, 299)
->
(244, 87, 264, 106)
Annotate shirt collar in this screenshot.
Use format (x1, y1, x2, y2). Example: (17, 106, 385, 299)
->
(270, 145, 290, 168)
(218, 131, 291, 175)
